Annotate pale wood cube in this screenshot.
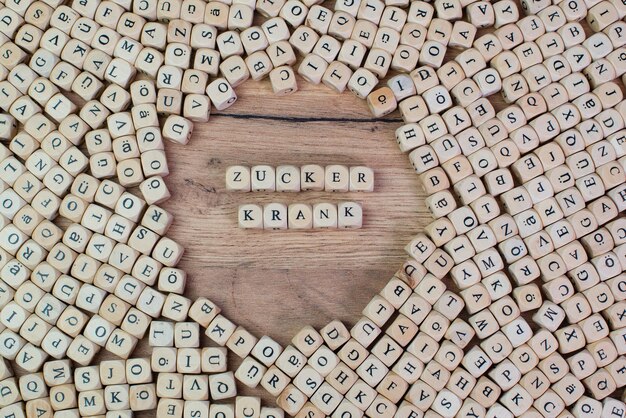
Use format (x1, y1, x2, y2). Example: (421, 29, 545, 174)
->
(363, 48, 391, 78)
(227, 327, 258, 358)
(588, 1, 619, 31)
(267, 41, 297, 68)
(264, 203, 288, 230)
(322, 61, 352, 93)
(235, 396, 261, 418)
(298, 53, 328, 84)
(269, 66, 298, 95)
(367, 87, 397, 117)
(128, 383, 157, 411)
(220, 56, 250, 87)
(49, 383, 77, 410)
(289, 26, 319, 55)
(288, 203, 313, 229)
(251, 165, 276, 191)
(247, 336, 282, 369)
(239, 204, 263, 229)
(313, 202, 338, 228)
(205, 314, 237, 346)
(276, 384, 306, 416)
(206, 78, 237, 111)
(226, 166, 251, 192)
(183, 94, 210, 123)
(235, 357, 267, 388)
(209, 372, 237, 401)
(261, 407, 285, 418)
(347, 68, 378, 99)
(280, 0, 309, 27)
(338, 202, 362, 228)
(325, 165, 349, 191)
(299, 164, 324, 190)
(262, 18, 290, 43)
(162, 115, 193, 145)
(245, 51, 274, 81)
(348, 166, 374, 192)
(260, 366, 290, 397)
(276, 165, 300, 192)
(201, 347, 227, 374)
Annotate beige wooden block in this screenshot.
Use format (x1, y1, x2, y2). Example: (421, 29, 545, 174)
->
(365, 87, 397, 117)
(387, 74, 416, 103)
(337, 202, 363, 228)
(288, 327, 321, 359)
(386, 311, 424, 347)
(226, 166, 251, 192)
(298, 53, 328, 85)
(208, 372, 237, 401)
(322, 165, 350, 193)
(276, 384, 306, 416)
(281, 203, 310, 229)
(25, 397, 53, 418)
(269, 66, 298, 96)
(173, 322, 199, 349)
(417, 40, 445, 69)
(219, 56, 250, 88)
(201, 347, 227, 374)
(274, 165, 299, 192)
(261, 18, 289, 44)
(206, 78, 237, 111)
(250, 336, 283, 368)
(289, 26, 319, 57)
(226, 327, 258, 359)
(205, 314, 236, 346)
(321, 61, 352, 93)
(587, 1, 619, 32)
(327, 11, 356, 40)
(186, 298, 219, 329)
(370, 335, 402, 369)
(306, 345, 338, 378)
(312, 202, 337, 228)
(49, 383, 77, 410)
(313, 35, 342, 63)
(292, 365, 322, 397)
(235, 396, 261, 418)
(347, 68, 377, 99)
(263, 203, 287, 230)
(310, 383, 342, 415)
(198, 403, 230, 418)
(448, 20, 476, 50)
(250, 165, 275, 191)
(274, 345, 306, 379)
(235, 357, 267, 388)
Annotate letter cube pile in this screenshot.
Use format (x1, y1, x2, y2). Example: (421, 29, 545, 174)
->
(0, 0, 623, 414)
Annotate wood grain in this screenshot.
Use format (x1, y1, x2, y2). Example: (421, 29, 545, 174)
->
(144, 79, 430, 406)
(163, 80, 429, 339)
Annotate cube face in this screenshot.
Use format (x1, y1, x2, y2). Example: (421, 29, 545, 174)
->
(276, 165, 301, 192)
(338, 202, 363, 228)
(239, 204, 263, 229)
(300, 165, 325, 191)
(313, 203, 338, 228)
(325, 165, 350, 192)
(263, 202, 288, 230)
(349, 167, 374, 192)
(288, 203, 313, 229)
(226, 166, 251, 192)
(270, 66, 298, 96)
(251, 165, 276, 191)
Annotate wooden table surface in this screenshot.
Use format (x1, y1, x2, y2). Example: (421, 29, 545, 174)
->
(155, 78, 430, 404)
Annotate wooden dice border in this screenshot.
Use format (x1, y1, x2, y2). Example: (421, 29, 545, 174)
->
(0, 0, 624, 417)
